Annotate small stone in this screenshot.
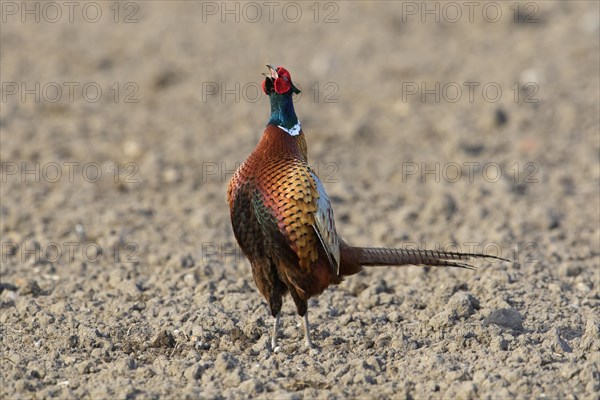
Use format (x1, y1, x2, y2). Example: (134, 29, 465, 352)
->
(151, 330, 176, 349)
(430, 311, 452, 330)
(484, 308, 524, 331)
(462, 143, 485, 156)
(565, 264, 583, 277)
(575, 282, 591, 293)
(63, 356, 78, 366)
(446, 292, 479, 320)
(180, 254, 195, 269)
(130, 302, 146, 311)
(547, 209, 562, 230)
(251, 335, 269, 355)
(387, 311, 402, 323)
(495, 108, 508, 127)
(181, 274, 197, 288)
(27, 362, 46, 379)
(76, 361, 94, 374)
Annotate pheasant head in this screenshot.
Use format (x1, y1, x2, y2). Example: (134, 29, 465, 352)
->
(262, 65, 301, 135)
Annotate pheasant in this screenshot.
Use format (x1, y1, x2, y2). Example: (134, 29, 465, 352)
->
(227, 65, 508, 350)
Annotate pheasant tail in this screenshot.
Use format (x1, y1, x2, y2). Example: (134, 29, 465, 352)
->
(339, 245, 509, 275)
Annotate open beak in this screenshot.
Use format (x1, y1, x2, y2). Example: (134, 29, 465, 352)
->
(262, 64, 301, 94)
(266, 64, 278, 79)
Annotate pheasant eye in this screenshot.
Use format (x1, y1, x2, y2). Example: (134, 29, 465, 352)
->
(276, 67, 291, 81)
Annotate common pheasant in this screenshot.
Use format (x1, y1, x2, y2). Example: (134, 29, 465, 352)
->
(227, 65, 507, 350)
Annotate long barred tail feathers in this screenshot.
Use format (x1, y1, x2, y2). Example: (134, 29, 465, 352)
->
(358, 247, 510, 270)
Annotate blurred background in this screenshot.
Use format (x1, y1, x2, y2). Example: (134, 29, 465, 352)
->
(1, 1, 599, 399)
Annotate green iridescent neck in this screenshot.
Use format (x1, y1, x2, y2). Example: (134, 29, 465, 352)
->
(267, 92, 298, 131)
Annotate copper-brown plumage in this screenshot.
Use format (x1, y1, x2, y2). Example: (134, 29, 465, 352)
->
(227, 65, 508, 349)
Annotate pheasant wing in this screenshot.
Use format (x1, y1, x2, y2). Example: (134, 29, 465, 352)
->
(310, 170, 340, 275)
(256, 157, 339, 274)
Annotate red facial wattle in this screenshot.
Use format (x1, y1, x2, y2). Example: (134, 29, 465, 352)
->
(274, 77, 291, 94)
(274, 67, 292, 94)
(263, 66, 296, 95)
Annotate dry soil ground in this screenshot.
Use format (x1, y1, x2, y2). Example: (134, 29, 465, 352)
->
(1, 1, 599, 399)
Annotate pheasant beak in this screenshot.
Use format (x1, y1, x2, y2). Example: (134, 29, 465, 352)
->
(266, 64, 278, 79)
